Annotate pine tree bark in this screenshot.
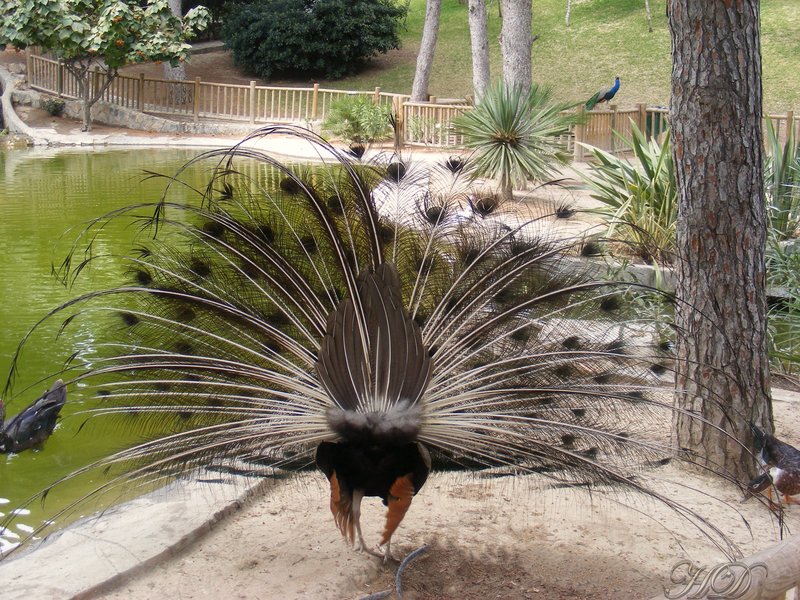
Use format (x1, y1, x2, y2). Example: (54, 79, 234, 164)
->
(411, 0, 441, 102)
(668, 0, 772, 481)
(499, 0, 532, 93)
(467, 0, 490, 102)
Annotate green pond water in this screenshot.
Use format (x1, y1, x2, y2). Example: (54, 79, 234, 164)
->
(0, 146, 219, 549)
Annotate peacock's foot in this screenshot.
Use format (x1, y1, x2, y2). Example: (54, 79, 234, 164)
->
(354, 539, 389, 561)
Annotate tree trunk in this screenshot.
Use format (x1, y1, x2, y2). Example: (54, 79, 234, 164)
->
(668, 0, 772, 482)
(82, 82, 92, 132)
(644, 0, 652, 32)
(467, 0, 490, 102)
(410, 0, 441, 102)
(499, 0, 532, 92)
(66, 62, 93, 131)
(565, 0, 572, 27)
(67, 60, 117, 132)
(164, 0, 189, 104)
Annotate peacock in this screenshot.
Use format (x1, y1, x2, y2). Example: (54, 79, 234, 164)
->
(585, 77, 620, 110)
(1, 125, 741, 562)
(0, 380, 66, 454)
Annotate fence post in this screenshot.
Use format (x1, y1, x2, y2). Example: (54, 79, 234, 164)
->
(193, 77, 201, 123)
(26, 52, 32, 86)
(138, 73, 145, 110)
(574, 105, 586, 161)
(638, 103, 647, 137)
(429, 95, 437, 104)
(57, 60, 64, 97)
(609, 103, 618, 154)
(373, 87, 381, 104)
(249, 80, 256, 124)
(787, 111, 795, 144)
(312, 83, 319, 120)
(394, 96, 405, 150)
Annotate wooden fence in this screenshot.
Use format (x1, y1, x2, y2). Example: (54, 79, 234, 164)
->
(24, 52, 800, 157)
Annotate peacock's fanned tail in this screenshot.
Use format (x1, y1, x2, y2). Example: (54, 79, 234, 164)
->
(1, 126, 740, 556)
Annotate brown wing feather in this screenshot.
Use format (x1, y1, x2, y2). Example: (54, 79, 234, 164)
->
(316, 263, 432, 413)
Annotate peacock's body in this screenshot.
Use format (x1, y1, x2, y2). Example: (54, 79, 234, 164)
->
(585, 77, 621, 110)
(1, 126, 737, 560)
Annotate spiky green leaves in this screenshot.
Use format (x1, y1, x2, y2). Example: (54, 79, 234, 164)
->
(454, 82, 582, 201)
(580, 124, 676, 264)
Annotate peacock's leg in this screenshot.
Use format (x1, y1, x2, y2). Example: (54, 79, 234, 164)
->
(379, 475, 415, 563)
(351, 489, 387, 559)
(351, 490, 367, 551)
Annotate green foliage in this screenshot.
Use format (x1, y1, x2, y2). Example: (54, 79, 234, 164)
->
(580, 124, 676, 264)
(221, 0, 407, 81)
(183, 0, 223, 39)
(767, 240, 800, 289)
(41, 97, 65, 117)
(0, 0, 209, 130)
(322, 95, 392, 144)
(769, 304, 800, 377)
(766, 240, 800, 375)
(764, 118, 800, 241)
(0, 0, 209, 69)
(762, 120, 800, 375)
(453, 82, 579, 200)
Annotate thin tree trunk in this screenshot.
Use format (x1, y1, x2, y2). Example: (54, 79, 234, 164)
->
(644, 0, 652, 32)
(82, 81, 92, 131)
(411, 0, 441, 102)
(499, 0, 532, 93)
(565, 0, 572, 27)
(467, 0, 490, 102)
(165, 0, 189, 104)
(669, 0, 772, 481)
(68, 60, 117, 131)
(65, 61, 93, 131)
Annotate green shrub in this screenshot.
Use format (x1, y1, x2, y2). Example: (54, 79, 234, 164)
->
(221, 0, 407, 80)
(580, 124, 676, 264)
(322, 95, 392, 145)
(764, 118, 800, 241)
(766, 240, 800, 375)
(41, 97, 65, 117)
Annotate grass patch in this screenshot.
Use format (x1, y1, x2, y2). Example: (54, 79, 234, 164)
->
(318, 0, 799, 112)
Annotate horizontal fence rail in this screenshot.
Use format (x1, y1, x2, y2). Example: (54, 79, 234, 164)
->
(24, 52, 800, 156)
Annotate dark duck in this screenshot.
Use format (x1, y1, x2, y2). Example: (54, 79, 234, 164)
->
(747, 426, 800, 505)
(0, 380, 66, 453)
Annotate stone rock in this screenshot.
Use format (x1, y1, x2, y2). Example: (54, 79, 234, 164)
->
(7, 63, 26, 76)
(0, 132, 33, 148)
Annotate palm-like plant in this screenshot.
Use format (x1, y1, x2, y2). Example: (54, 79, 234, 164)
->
(580, 124, 677, 264)
(764, 118, 800, 241)
(453, 82, 580, 202)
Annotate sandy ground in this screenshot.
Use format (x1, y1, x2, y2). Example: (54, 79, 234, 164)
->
(4, 46, 800, 600)
(68, 391, 800, 600)
(89, 459, 800, 600)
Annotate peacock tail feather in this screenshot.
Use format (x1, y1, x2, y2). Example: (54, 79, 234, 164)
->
(1, 126, 742, 557)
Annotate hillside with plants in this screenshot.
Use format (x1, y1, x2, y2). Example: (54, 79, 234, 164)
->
(324, 0, 799, 112)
